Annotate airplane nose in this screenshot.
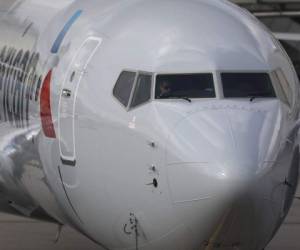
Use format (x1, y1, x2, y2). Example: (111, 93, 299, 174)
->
(166, 102, 281, 203)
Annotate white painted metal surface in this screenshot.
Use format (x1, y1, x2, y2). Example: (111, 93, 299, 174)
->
(0, 1, 298, 250)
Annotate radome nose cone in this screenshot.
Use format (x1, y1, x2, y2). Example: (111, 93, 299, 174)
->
(166, 102, 280, 203)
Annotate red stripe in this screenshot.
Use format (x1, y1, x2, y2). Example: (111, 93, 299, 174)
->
(40, 70, 56, 138)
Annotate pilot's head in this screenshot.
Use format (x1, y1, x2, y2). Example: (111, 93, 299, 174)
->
(160, 81, 171, 97)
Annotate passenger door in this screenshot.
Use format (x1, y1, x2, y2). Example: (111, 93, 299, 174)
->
(58, 37, 102, 166)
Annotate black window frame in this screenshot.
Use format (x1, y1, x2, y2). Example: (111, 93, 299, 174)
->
(154, 73, 216, 100)
(220, 72, 277, 99)
(130, 72, 153, 110)
(113, 71, 137, 108)
(113, 70, 153, 111)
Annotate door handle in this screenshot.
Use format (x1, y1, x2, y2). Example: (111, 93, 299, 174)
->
(62, 89, 71, 98)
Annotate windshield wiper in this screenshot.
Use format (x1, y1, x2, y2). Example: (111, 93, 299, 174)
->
(247, 92, 273, 102)
(180, 96, 192, 103)
(249, 96, 256, 102)
(160, 95, 192, 103)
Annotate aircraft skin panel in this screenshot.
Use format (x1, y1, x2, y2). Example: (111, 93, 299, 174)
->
(0, 1, 298, 250)
(0, 0, 81, 231)
(0, 0, 18, 12)
(273, 32, 300, 41)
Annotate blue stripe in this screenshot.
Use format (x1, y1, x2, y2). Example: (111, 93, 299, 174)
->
(51, 10, 83, 54)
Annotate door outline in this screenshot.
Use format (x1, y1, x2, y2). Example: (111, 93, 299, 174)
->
(58, 36, 102, 166)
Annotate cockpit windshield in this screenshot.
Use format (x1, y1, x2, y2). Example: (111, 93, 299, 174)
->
(155, 73, 216, 100)
(221, 73, 276, 98)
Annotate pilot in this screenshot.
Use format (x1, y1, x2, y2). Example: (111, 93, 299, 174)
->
(159, 80, 171, 97)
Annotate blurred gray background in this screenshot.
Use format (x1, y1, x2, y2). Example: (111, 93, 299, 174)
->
(0, 185, 298, 250)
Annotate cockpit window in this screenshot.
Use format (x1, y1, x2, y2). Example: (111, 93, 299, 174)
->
(113, 71, 136, 107)
(271, 70, 290, 106)
(221, 73, 276, 98)
(130, 74, 152, 108)
(155, 74, 215, 99)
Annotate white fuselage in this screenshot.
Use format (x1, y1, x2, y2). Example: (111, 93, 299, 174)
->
(0, 1, 299, 250)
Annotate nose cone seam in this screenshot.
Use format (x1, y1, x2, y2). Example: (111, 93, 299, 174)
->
(165, 101, 281, 204)
(166, 103, 278, 165)
(225, 109, 238, 159)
